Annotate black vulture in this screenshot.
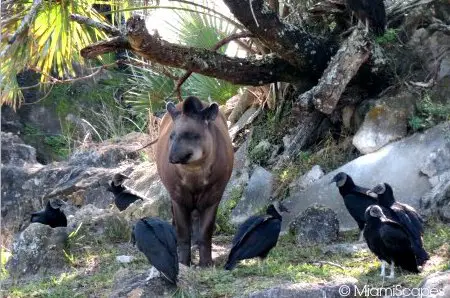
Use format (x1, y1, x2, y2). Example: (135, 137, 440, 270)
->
(132, 217, 179, 284)
(330, 172, 378, 240)
(107, 173, 143, 211)
(224, 202, 289, 270)
(369, 183, 429, 266)
(347, 0, 386, 35)
(363, 205, 419, 278)
(30, 199, 67, 228)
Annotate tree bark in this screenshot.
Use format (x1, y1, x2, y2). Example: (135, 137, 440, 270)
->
(294, 29, 370, 114)
(223, 0, 337, 77)
(81, 15, 304, 86)
(274, 110, 325, 169)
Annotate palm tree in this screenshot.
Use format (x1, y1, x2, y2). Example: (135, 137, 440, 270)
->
(0, 0, 134, 108)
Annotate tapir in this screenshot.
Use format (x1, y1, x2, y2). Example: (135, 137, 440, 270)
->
(155, 96, 234, 267)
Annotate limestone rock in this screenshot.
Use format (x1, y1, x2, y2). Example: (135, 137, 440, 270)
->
(416, 271, 450, 298)
(353, 91, 416, 154)
(68, 205, 130, 245)
(283, 122, 450, 231)
(6, 223, 68, 278)
(121, 162, 172, 221)
(409, 30, 450, 104)
(68, 132, 147, 168)
(1, 134, 171, 237)
(290, 165, 324, 192)
(109, 265, 196, 298)
(421, 142, 450, 178)
(1, 132, 38, 166)
(231, 166, 274, 225)
(420, 177, 450, 222)
(289, 204, 339, 246)
(109, 269, 176, 298)
(229, 107, 260, 141)
(244, 277, 358, 298)
(321, 242, 368, 256)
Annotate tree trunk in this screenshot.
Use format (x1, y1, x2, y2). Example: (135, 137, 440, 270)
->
(294, 29, 371, 114)
(223, 0, 337, 77)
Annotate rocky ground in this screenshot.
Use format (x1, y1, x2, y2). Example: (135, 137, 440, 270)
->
(1, 117, 450, 297)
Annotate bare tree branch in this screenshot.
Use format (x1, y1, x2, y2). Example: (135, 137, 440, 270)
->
(223, 0, 337, 77)
(81, 15, 303, 85)
(81, 36, 131, 58)
(70, 14, 121, 36)
(295, 29, 371, 114)
(175, 31, 255, 101)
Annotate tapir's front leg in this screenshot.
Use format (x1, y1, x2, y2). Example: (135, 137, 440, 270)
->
(198, 201, 220, 267)
(172, 201, 192, 266)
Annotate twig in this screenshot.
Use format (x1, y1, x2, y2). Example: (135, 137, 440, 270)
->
(22, 84, 54, 105)
(27, 62, 117, 85)
(168, 0, 244, 30)
(8, 0, 43, 44)
(174, 31, 254, 101)
(70, 14, 121, 36)
(249, 0, 260, 27)
(309, 261, 345, 270)
(408, 79, 435, 88)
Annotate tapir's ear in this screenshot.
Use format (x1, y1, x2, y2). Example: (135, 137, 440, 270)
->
(166, 102, 180, 119)
(201, 103, 218, 122)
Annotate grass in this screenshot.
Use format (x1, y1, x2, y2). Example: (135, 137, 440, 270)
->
(375, 28, 400, 45)
(193, 219, 450, 297)
(5, 246, 149, 298)
(408, 93, 450, 133)
(3, 219, 449, 298)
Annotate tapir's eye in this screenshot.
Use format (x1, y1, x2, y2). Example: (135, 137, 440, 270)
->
(183, 132, 200, 140)
(169, 132, 176, 140)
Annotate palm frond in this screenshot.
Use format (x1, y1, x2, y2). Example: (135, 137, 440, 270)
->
(124, 65, 182, 113)
(185, 74, 239, 104)
(0, 0, 127, 108)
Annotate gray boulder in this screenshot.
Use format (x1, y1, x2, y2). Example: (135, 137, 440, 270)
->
(1, 132, 172, 237)
(420, 176, 450, 222)
(109, 265, 196, 298)
(68, 204, 130, 245)
(229, 107, 261, 141)
(409, 29, 450, 104)
(231, 166, 274, 225)
(121, 162, 172, 221)
(290, 165, 324, 192)
(283, 122, 450, 231)
(6, 223, 68, 278)
(289, 204, 339, 246)
(243, 277, 358, 298)
(352, 91, 416, 154)
(67, 132, 147, 168)
(1, 132, 38, 166)
(421, 142, 450, 178)
(321, 242, 369, 256)
(415, 271, 450, 298)
(110, 269, 177, 298)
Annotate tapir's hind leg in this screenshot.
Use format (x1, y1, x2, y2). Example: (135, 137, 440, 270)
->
(198, 201, 220, 267)
(172, 201, 192, 266)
